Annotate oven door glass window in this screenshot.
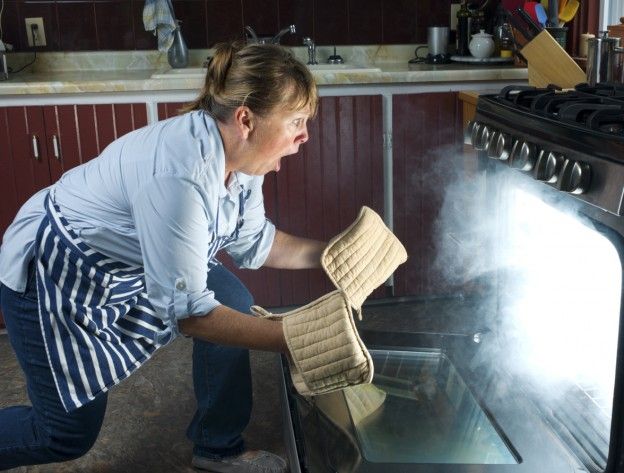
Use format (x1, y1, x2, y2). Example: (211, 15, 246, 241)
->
(347, 349, 517, 464)
(494, 186, 622, 472)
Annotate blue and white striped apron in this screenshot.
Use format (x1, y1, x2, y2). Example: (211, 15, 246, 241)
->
(35, 188, 248, 412)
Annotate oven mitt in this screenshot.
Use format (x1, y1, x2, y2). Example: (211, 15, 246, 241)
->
(251, 290, 373, 396)
(342, 384, 387, 425)
(321, 206, 408, 317)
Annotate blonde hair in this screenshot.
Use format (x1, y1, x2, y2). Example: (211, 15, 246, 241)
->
(182, 41, 318, 121)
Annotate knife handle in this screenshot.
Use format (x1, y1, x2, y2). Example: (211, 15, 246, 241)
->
(507, 11, 535, 43)
(516, 7, 543, 37)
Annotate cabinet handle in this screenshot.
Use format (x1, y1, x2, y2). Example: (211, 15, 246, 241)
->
(52, 135, 60, 160)
(31, 135, 40, 160)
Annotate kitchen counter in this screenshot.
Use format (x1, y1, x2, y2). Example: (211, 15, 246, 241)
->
(0, 46, 527, 96)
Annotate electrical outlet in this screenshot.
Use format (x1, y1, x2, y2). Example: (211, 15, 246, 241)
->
(25, 17, 47, 47)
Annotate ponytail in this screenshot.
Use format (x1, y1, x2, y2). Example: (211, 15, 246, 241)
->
(181, 41, 317, 122)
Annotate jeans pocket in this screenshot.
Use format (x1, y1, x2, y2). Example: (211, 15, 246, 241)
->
(20, 262, 38, 303)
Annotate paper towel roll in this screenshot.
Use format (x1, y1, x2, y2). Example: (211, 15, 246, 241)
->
(580, 33, 595, 58)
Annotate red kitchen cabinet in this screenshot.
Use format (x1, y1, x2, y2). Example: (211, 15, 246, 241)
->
(392, 92, 464, 298)
(1, 103, 148, 238)
(156, 96, 384, 308)
(0, 103, 147, 328)
(157, 102, 188, 120)
(272, 95, 384, 307)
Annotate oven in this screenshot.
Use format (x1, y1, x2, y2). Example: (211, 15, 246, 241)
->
(279, 82, 624, 473)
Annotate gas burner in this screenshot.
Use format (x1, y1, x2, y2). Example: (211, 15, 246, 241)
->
(576, 82, 624, 100)
(490, 83, 624, 133)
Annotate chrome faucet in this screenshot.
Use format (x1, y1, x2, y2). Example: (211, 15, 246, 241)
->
(272, 24, 296, 44)
(245, 24, 296, 44)
(303, 37, 318, 65)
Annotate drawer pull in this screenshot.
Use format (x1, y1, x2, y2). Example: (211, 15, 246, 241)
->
(32, 135, 40, 160)
(52, 135, 60, 160)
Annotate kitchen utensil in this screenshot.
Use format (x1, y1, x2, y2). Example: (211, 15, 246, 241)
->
(534, 4, 548, 27)
(559, 0, 579, 24)
(547, 0, 559, 26)
(544, 0, 569, 16)
(523, 1, 540, 24)
(520, 29, 585, 87)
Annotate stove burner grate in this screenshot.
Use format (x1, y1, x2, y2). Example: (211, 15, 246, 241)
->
(492, 84, 624, 135)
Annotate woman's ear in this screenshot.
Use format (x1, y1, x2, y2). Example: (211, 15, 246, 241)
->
(233, 106, 254, 140)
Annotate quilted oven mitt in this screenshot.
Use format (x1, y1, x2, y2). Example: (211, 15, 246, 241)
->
(251, 291, 373, 396)
(321, 206, 408, 317)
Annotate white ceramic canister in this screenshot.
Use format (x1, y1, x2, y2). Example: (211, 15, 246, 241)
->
(469, 29, 495, 59)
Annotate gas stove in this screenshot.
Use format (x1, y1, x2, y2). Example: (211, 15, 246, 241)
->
(467, 83, 624, 216)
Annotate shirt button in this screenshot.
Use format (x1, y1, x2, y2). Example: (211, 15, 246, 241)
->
(176, 280, 186, 290)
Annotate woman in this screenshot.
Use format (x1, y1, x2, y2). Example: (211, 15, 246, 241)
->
(0, 41, 324, 472)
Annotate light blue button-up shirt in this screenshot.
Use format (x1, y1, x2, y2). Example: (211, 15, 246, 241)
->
(0, 110, 276, 328)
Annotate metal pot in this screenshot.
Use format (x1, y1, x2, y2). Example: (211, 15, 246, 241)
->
(586, 31, 624, 85)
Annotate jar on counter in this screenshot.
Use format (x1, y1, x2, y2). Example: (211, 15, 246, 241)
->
(469, 30, 495, 59)
(495, 23, 514, 58)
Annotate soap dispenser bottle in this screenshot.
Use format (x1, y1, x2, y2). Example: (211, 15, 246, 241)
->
(168, 20, 189, 69)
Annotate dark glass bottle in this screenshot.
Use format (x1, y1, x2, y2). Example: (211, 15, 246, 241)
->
(457, 1, 472, 56)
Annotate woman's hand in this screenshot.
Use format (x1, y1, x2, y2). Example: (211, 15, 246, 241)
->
(262, 230, 326, 270)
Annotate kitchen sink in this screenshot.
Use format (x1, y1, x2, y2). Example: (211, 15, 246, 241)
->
(151, 68, 207, 79)
(306, 64, 381, 73)
(151, 63, 381, 80)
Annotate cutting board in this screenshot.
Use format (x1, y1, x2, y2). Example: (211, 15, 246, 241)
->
(521, 30, 585, 88)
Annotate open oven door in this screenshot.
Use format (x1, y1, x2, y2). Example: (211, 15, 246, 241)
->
(280, 152, 624, 473)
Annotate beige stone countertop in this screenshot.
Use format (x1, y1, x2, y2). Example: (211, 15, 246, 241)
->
(0, 63, 528, 96)
(0, 46, 528, 96)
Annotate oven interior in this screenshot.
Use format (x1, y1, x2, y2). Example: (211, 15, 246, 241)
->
(282, 156, 624, 473)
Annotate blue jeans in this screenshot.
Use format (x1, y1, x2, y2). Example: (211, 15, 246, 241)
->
(0, 263, 254, 469)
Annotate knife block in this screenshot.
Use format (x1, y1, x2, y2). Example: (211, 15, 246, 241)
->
(521, 30, 586, 88)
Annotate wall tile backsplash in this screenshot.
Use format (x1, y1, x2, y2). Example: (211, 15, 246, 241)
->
(0, 0, 454, 52)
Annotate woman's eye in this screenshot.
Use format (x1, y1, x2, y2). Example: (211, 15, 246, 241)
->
(293, 119, 303, 127)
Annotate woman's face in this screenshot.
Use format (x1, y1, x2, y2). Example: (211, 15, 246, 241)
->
(243, 105, 311, 175)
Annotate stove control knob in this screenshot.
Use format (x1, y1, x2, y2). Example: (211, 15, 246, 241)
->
(464, 121, 476, 145)
(473, 124, 491, 151)
(470, 122, 482, 148)
(558, 159, 591, 194)
(487, 132, 512, 161)
(535, 151, 564, 183)
(510, 140, 536, 171)
(486, 131, 500, 158)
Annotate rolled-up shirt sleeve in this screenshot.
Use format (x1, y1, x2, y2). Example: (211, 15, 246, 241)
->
(131, 175, 220, 333)
(226, 176, 276, 269)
